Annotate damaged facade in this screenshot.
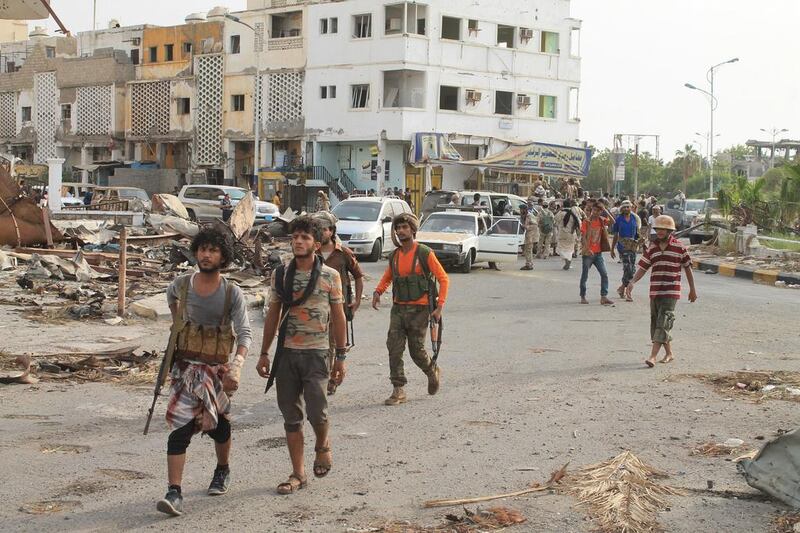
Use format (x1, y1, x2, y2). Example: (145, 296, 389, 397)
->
(0, 0, 582, 209)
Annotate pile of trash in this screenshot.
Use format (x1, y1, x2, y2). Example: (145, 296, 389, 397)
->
(0, 345, 159, 385)
(680, 370, 800, 403)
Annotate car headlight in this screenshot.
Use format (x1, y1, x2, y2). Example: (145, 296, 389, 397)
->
(350, 232, 370, 241)
(442, 244, 461, 253)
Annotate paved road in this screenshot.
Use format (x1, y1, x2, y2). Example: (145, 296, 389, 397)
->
(1, 254, 798, 532)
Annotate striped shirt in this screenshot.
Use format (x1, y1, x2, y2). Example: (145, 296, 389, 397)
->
(638, 236, 692, 299)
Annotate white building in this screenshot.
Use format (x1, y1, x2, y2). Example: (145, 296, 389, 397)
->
(301, 0, 582, 201)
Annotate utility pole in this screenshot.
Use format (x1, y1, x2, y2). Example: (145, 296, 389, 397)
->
(760, 127, 789, 169)
(93, 0, 97, 31)
(633, 140, 640, 200)
(613, 134, 659, 200)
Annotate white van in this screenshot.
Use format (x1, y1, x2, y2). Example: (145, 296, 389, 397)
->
(332, 197, 413, 261)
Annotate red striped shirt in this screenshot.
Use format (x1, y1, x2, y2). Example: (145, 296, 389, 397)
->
(638, 236, 692, 299)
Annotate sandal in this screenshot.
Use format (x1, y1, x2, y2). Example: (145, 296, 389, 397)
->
(277, 473, 307, 495)
(313, 445, 332, 478)
(659, 355, 674, 364)
(645, 359, 655, 368)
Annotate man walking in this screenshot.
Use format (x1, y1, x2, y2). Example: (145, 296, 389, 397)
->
(536, 201, 555, 259)
(256, 216, 348, 494)
(520, 204, 538, 271)
(610, 200, 641, 301)
(372, 213, 449, 406)
(314, 212, 364, 395)
(579, 201, 614, 305)
(556, 199, 581, 270)
(157, 228, 252, 517)
(626, 215, 698, 367)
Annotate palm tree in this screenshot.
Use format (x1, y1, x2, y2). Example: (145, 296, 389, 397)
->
(674, 144, 701, 196)
(780, 164, 800, 228)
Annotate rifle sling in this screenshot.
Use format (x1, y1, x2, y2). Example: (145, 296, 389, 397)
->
(265, 256, 323, 393)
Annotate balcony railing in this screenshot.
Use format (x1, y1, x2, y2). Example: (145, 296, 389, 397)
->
(268, 36, 303, 51)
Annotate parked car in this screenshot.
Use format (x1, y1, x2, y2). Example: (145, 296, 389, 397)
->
(688, 198, 723, 245)
(178, 185, 279, 224)
(92, 186, 152, 211)
(417, 210, 525, 273)
(332, 196, 413, 262)
(664, 198, 706, 230)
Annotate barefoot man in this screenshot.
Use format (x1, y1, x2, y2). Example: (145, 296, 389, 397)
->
(626, 215, 698, 367)
(256, 216, 348, 494)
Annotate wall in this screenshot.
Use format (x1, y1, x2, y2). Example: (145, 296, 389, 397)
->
(109, 167, 182, 196)
(77, 25, 149, 62)
(315, 140, 406, 191)
(139, 22, 224, 80)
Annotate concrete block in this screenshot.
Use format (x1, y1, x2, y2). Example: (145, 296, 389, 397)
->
(754, 269, 780, 285)
(130, 294, 171, 321)
(718, 263, 737, 277)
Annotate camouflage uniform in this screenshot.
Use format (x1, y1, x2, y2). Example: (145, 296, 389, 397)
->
(522, 212, 538, 268)
(387, 304, 434, 386)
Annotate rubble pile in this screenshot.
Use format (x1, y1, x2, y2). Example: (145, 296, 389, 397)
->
(678, 370, 800, 403)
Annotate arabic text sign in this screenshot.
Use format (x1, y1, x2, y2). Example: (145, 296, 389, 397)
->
(466, 142, 592, 177)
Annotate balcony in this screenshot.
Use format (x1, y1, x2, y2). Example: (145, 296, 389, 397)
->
(268, 36, 303, 51)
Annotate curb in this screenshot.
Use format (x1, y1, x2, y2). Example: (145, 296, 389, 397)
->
(692, 258, 800, 287)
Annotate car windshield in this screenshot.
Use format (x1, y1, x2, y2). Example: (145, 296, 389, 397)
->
(333, 201, 381, 221)
(685, 200, 704, 211)
(119, 189, 149, 201)
(223, 188, 248, 200)
(421, 215, 475, 234)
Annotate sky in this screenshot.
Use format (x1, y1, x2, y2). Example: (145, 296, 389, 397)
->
(40, 0, 800, 159)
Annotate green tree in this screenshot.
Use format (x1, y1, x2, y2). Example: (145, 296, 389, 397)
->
(779, 164, 800, 226)
(674, 144, 701, 195)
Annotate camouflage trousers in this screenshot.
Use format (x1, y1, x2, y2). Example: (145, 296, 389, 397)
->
(537, 233, 552, 258)
(387, 304, 435, 387)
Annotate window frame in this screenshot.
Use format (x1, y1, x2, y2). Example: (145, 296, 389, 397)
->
(231, 94, 246, 112)
(350, 84, 370, 109)
(183, 42, 192, 55)
(496, 24, 516, 48)
(164, 43, 174, 62)
(439, 85, 459, 111)
(177, 97, 191, 115)
(21, 106, 32, 122)
(540, 30, 560, 54)
(60, 103, 71, 121)
(538, 94, 557, 119)
(494, 90, 514, 116)
(441, 16, 462, 41)
(148, 46, 158, 63)
(353, 13, 373, 39)
(230, 35, 241, 54)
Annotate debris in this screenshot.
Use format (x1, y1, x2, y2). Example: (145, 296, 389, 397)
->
(773, 513, 800, 533)
(97, 468, 150, 480)
(228, 192, 255, 240)
(40, 444, 91, 454)
(19, 500, 81, 514)
(151, 194, 189, 219)
(691, 441, 756, 459)
(566, 451, 683, 533)
(739, 429, 800, 509)
(423, 463, 568, 508)
(0, 164, 64, 246)
(146, 214, 198, 239)
(371, 507, 526, 532)
(0, 249, 16, 270)
(130, 293, 171, 321)
(104, 317, 124, 326)
(0, 353, 38, 384)
(675, 370, 800, 403)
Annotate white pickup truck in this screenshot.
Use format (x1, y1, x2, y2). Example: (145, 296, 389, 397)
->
(416, 210, 525, 273)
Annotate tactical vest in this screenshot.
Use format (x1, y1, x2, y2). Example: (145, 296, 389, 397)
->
(174, 276, 235, 365)
(390, 244, 432, 303)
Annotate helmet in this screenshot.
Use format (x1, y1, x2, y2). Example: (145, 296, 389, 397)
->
(313, 211, 338, 229)
(653, 215, 676, 231)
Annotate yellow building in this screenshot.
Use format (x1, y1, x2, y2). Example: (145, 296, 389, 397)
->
(0, 20, 28, 43)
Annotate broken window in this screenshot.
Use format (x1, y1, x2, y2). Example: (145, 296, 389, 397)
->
(468, 19, 480, 36)
(22, 106, 31, 122)
(149, 46, 157, 63)
(541, 31, 559, 54)
(570, 27, 580, 57)
(272, 11, 303, 38)
(353, 14, 372, 38)
(385, 4, 404, 35)
(232, 94, 245, 112)
(441, 16, 461, 40)
(497, 25, 515, 48)
(230, 35, 240, 54)
(439, 85, 459, 111)
(495, 91, 513, 115)
(351, 84, 370, 109)
(177, 97, 191, 115)
(385, 3, 427, 36)
(383, 70, 425, 108)
(130, 49, 139, 65)
(539, 95, 557, 119)
(183, 42, 192, 54)
(164, 43, 174, 62)
(568, 87, 579, 121)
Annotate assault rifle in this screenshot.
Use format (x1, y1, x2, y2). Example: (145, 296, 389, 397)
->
(143, 316, 181, 435)
(424, 261, 443, 363)
(343, 276, 355, 348)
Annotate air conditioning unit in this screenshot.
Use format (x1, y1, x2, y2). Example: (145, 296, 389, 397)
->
(517, 94, 532, 108)
(465, 89, 482, 104)
(520, 28, 534, 41)
(388, 18, 402, 31)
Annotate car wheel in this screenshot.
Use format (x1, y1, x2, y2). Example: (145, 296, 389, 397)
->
(367, 239, 382, 262)
(459, 250, 473, 274)
(689, 235, 703, 245)
(187, 209, 197, 222)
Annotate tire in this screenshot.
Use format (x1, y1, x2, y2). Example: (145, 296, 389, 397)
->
(459, 250, 473, 274)
(689, 235, 703, 245)
(187, 209, 197, 222)
(367, 239, 382, 262)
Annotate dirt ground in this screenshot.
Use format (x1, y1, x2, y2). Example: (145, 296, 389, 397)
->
(0, 257, 798, 532)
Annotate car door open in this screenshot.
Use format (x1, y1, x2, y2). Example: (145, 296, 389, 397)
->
(477, 218, 524, 263)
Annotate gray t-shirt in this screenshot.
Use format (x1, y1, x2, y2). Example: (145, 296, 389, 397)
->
(167, 273, 253, 353)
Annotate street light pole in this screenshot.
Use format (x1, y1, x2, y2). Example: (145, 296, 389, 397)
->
(760, 127, 789, 169)
(685, 57, 739, 197)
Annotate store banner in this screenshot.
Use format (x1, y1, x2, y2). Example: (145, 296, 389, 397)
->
(409, 132, 463, 165)
(463, 141, 592, 177)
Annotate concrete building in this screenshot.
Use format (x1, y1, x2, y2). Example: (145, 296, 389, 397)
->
(303, 0, 583, 205)
(0, 19, 28, 43)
